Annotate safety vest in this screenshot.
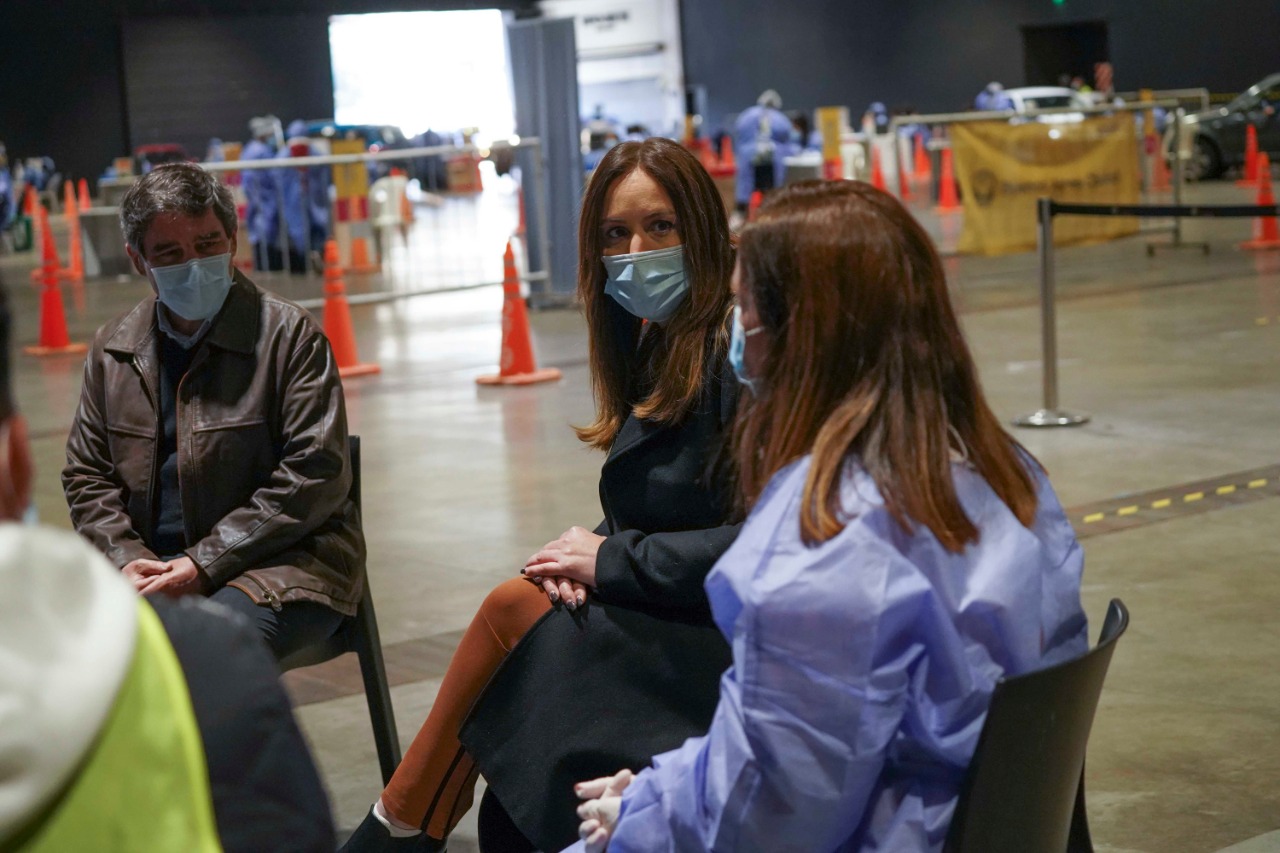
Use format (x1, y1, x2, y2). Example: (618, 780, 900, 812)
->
(6, 600, 221, 852)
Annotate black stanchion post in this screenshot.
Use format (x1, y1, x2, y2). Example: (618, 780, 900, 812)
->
(1015, 197, 1091, 428)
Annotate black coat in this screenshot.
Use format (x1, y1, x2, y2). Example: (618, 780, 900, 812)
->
(150, 597, 334, 853)
(460, 350, 741, 853)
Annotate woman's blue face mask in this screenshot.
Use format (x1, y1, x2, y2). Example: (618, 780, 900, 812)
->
(602, 245, 689, 324)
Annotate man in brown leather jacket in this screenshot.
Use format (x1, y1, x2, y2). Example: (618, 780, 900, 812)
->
(63, 163, 364, 660)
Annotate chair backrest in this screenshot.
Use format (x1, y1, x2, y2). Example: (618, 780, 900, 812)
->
(944, 599, 1129, 853)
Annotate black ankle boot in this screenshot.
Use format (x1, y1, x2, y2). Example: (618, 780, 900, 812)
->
(339, 808, 446, 852)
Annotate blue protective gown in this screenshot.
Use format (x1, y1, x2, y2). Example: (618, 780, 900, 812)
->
(733, 105, 796, 205)
(567, 453, 1088, 852)
(240, 139, 279, 249)
(0, 167, 13, 229)
(277, 140, 330, 255)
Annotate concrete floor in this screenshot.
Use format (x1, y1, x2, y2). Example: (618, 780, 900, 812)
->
(5, 176, 1279, 852)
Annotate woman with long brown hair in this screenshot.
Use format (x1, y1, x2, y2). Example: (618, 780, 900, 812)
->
(571, 180, 1088, 852)
(343, 138, 741, 853)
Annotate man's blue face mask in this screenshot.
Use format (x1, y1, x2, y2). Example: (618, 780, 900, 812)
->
(602, 245, 689, 324)
(148, 253, 234, 323)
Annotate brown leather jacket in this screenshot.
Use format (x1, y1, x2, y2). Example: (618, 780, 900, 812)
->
(63, 272, 364, 615)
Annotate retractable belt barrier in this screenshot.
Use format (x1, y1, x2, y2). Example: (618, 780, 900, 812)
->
(1047, 202, 1279, 218)
(1017, 197, 1280, 429)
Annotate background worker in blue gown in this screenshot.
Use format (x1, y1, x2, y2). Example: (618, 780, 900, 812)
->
(242, 115, 282, 271)
(278, 120, 330, 274)
(732, 89, 793, 214)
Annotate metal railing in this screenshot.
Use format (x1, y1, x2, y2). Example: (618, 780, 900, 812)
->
(189, 138, 553, 305)
(876, 100, 1189, 242)
(1114, 87, 1211, 112)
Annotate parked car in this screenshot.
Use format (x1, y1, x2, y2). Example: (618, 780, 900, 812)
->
(134, 143, 191, 174)
(304, 121, 408, 153)
(303, 121, 451, 187)
(1002, 87, 1095, 124)
(1175, 73, 1280, 180)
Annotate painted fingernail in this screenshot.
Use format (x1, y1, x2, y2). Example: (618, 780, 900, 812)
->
(520, 567, 526, 574)
(549, 592, 559, 603)
(577, 592, 586, 605)
(566, 598, 576, 611)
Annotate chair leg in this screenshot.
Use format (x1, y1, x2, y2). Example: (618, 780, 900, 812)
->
(353, 596, 402, 786)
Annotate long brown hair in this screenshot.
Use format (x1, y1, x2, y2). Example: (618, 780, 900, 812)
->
(575, 138, 735, 450)
(732, 181, 1038, 551)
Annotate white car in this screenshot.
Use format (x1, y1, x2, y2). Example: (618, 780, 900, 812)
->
(1001, 87, 1095, 123)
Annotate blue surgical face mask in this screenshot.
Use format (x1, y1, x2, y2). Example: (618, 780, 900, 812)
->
(602, 244, 689, 323)
(149, 253, 234, 322)
(729, 305, 764, 391)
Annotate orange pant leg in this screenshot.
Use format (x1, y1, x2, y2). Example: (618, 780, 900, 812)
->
(380, 577, 551, 839)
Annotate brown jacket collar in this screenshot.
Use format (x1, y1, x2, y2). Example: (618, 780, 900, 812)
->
(103, 270, 260, 357)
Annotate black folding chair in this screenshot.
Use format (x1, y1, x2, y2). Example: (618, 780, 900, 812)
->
(279, 435, 401, 785)
(944, 598, 1129, 853)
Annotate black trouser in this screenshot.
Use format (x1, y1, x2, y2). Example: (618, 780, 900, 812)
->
(209, 585, 346, 661)
(753, 161, 776, 193)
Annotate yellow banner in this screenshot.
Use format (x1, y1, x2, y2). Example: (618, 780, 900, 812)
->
(952, 115, 1140, 256)
(331, 139, 369, 202)
(816, 107, 846, 162)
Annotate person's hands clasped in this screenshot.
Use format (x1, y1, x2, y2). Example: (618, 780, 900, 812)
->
(129, 555, 206, 598)
(523, 526, 605, 610)
(575, 768, 634, 853)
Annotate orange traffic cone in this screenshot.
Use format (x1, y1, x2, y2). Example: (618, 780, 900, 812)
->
(77, 178, 91, 211)
(22, 185, 36, 217)
(720, 137, 735, 171)
(1240, 153, 1280, 251)
(935, 148, 962, 214)
(913, 135, 931, 181)
(29, 205, 65, 283)
(747, 190, 764, 222)
(321, 240, 381, 378)
(870, 146, 887, 192)
(61, 182, 84, 282)
(1237, 125, 1260, 187)
(476, 241, 562, 386)
(897, 149, 913, 201)
(24, 208, 87, 356)
(346, 237, 380, 274)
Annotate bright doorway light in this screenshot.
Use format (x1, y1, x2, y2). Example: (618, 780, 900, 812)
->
(329, 10, 514, 142)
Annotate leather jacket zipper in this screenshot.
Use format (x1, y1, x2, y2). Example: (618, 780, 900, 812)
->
(132, 353, 161, 541)
(233, 575, 284, 612)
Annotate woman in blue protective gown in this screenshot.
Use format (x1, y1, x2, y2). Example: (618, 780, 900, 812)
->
(570, 179, 1089, 852)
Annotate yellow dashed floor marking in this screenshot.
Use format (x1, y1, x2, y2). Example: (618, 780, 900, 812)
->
(1071, 465, 1279, 534)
